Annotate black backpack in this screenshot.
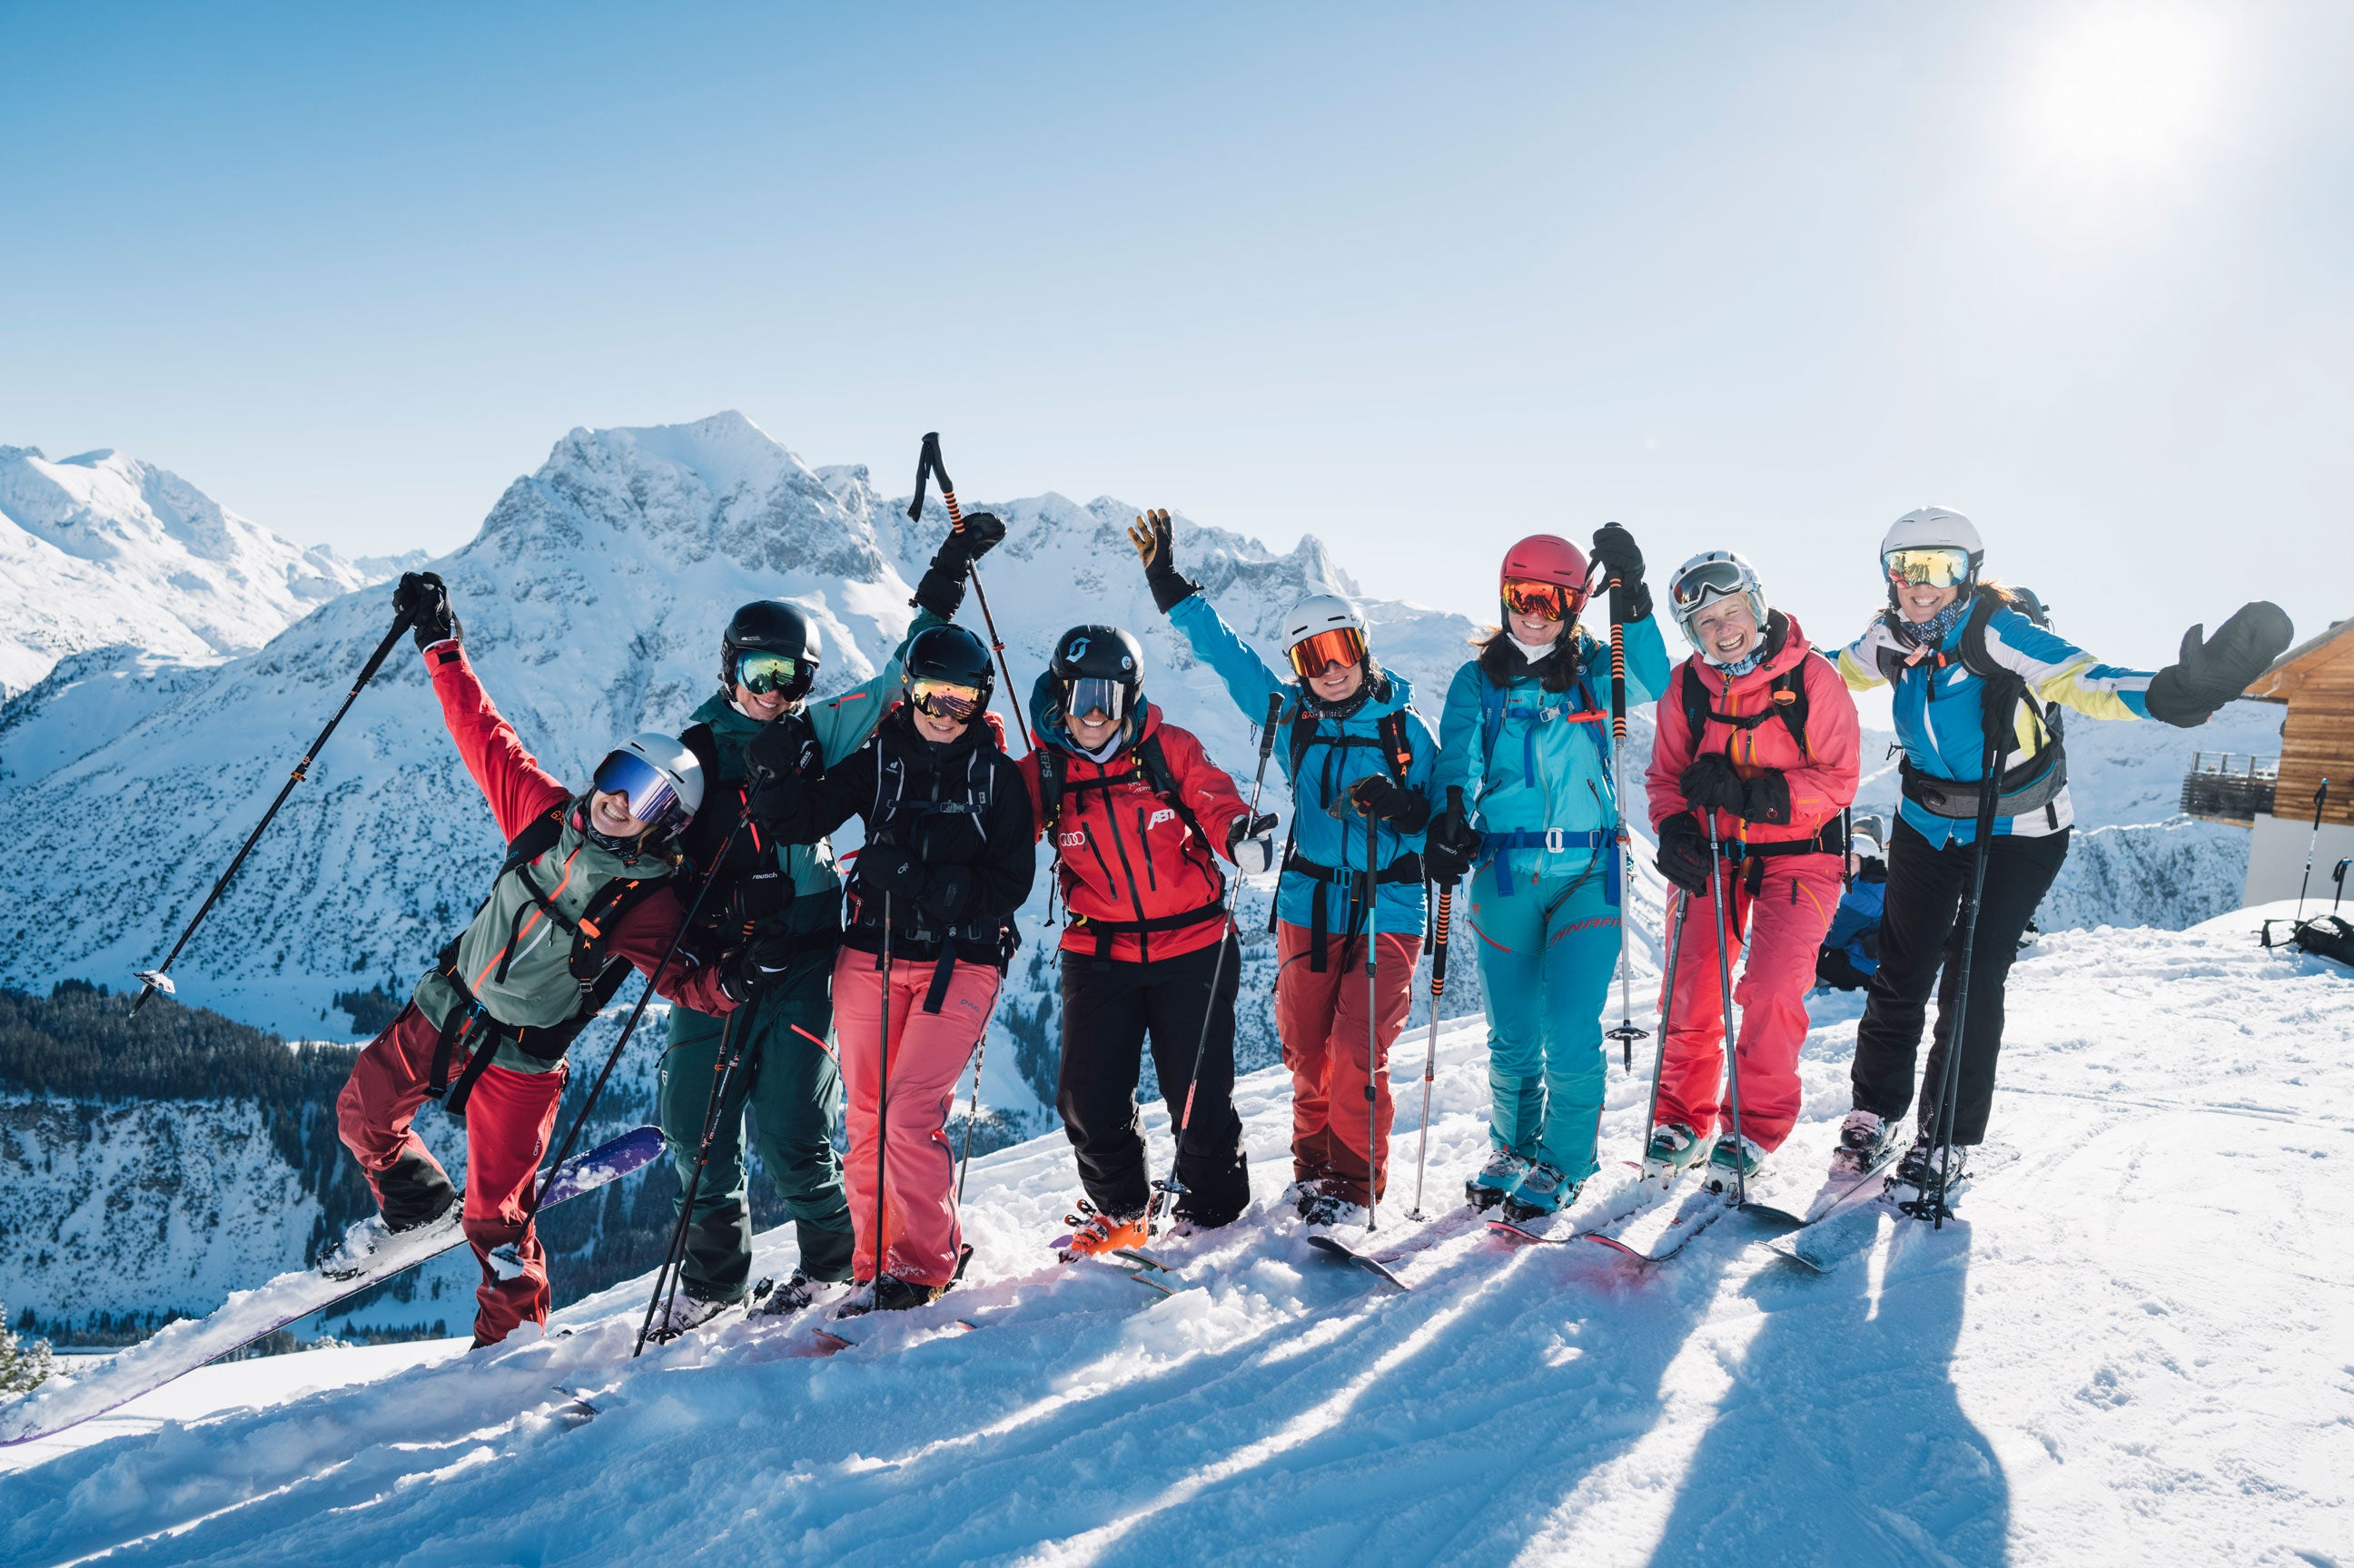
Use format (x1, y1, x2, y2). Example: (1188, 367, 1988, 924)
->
(1876, 586, 2070, 824)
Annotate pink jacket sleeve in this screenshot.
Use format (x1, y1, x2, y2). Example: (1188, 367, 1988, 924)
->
(427, 644, 571, 841)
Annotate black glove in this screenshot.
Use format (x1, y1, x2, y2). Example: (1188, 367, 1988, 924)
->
(1590, 523, 1652, 622)
(1225, 811, 1279, 874)
(746, 770, 812, 835)
(910, 810, 987, 864)
(1678, 754, 1746, 815)
(719, 926, 796, 1002)
(1127, 508, 1201, 616)
(856, 843, 929, 905)
(1655, 813, 1710, 896)
(1348, 774, 1432, 833)
(1739, 769, 1792, 825)
(1423, 801, 1483, 887)
(747, 718, 823, 786)
(2144, 600, 2294, 727)
(911, 511, 1009, 619)
(394, 571, 459, 651)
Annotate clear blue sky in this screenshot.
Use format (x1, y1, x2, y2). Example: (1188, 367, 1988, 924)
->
(4, 1, 2347, 666)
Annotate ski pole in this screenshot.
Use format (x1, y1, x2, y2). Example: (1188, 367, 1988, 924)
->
(530, 804, 759, 1214)
(1702, 811, 1746, 1208)
(1362, 808, 1380, 1234)
(1406, 788, 1463, 1220)
(635, 1002, 752, 1356)
(132, 605, 415, 1016)
(1906, 722, 2013, 1228)
(954, 1032, 987, 1203)
(1641, 885, 1695, 1179)
(1602, 567, 1647, 1072)
(2296, 780, 2329, 921)
(872, 892, 894, 1288)
(910, 432, 1031, 754)
(1156, 691, 1285, 1215)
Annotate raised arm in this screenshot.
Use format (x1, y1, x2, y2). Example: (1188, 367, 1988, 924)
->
(426, 643, 571, 842)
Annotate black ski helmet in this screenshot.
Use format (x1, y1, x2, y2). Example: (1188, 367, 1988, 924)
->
(903, 623, 995, 710)
(719, 600, 819, 701)
(1049, 624, 1145, 723)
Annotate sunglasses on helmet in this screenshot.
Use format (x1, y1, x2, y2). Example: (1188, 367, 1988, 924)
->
(910, 677, 985, 723)
(1501, 577, 1585, 622)
(1286, 626, 1367, 682)
(591, 749, 686, 830)
(1883, 547, 1974, 589)
(1063, 676, 1127, 725)
(735, 649, 813, 699)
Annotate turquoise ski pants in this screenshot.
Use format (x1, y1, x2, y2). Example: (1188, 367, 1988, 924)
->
(1467, 863, 1621, 1181)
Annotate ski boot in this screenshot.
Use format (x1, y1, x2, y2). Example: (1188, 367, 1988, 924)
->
(866, 1274, 948, 1313)
(1894, 1129, 1968, 1190)
(1834, 1109, 1895, 1172)
(1501, 1161, 1582, 1224)
(748, 1271, 846, 1321)
(1058, 1200, 1152, 1262)
(1465, 1149, 1532, 1211)
(1298, 1183, 1368, 1229)
(1644, 1122, 1709, 1178)
(1708, 1134, 1766, 1182)
(647, 1287, 737, 1343)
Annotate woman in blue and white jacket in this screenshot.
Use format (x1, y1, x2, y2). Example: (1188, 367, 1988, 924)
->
(1129, 510, 1438, 1228)
(1835, 507, 2290, 1188)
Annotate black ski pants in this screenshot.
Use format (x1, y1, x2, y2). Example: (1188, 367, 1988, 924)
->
(1057, 934, 1250, 1227)
(1850, 817, 2069, 1146)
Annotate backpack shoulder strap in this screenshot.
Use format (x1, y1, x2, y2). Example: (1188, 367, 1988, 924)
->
(1375, 710, 1414, 783)
(499, 806, 566, 875)
(1287, 708, 1320, 778)
(567, 873, 666, 984)
(1036, 745, 1066, 834)
(1772, 661, 1813, 756)
(1678, 662, 1714, 754)
(1137, 733, 1213, 849)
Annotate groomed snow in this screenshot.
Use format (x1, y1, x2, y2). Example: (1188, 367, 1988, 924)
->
(3, 907, 2347, 1565)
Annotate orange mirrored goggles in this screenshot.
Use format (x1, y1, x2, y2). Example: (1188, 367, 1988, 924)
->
(910, 677, 985, 721)
(1883, 547, 1973, 589)
(1501, 577, 1585, 622)
(1286, 626, 1367, 681)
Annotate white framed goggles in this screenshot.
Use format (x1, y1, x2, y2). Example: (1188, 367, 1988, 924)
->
(1883, 547, 1973, 589)
(1063, 676, 1126, 725)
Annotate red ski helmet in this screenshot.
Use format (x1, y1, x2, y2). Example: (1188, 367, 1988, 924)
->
(1498, 534, 1592, 622)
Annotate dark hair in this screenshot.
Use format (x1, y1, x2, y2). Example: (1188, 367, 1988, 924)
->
(1472, 625, 1588, 693)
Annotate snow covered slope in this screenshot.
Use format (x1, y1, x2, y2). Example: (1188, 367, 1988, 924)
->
(4, 906, 2346, 1565)
(0, 446, 382, 698)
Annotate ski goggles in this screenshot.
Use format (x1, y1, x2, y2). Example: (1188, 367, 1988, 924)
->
(1668, 557, 1753, 617)
(1062, 676, 1127, 725)
(591, 748, 687, 830)
(1501, 577, 1585, 622)
(1285, 626, 1367, 681)
(1883, 546, 1974, 589)
(909, 677, 986, 722)
(734, 649, 813, 700)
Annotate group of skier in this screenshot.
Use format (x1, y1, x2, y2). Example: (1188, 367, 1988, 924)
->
(331, 500, 2290, 1347)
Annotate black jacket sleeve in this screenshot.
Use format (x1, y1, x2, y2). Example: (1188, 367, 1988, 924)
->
(769, 743, 876, 845)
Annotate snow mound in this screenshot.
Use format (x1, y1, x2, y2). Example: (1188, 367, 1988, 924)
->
(5, 914, 2348, 1564)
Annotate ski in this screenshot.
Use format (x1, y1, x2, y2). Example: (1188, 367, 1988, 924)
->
(1584, 1176, 1737, 1263)
(1304, 1234, 1409, 1292)
(1766, 1142, 2019, 1271)
(0, 1124, 668, 1448)
(1486, 1160, 1685, 1247)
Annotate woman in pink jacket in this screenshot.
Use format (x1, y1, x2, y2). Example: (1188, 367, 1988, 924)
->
(1644, 553, 1861, 1179)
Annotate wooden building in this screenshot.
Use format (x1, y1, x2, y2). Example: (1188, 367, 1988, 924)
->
(2234, 616, 2354, 906)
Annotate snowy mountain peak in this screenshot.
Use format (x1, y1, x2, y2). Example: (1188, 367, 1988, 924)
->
(0, 444, 384, 697)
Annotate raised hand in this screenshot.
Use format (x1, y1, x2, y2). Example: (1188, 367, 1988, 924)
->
(1127, 509, 1198, 614)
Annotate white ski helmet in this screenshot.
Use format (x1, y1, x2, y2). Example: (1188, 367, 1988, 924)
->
(592, 731, 706, 834)
(1281, 593, 1366, 652)
(1880, 507, 1983, 571)
(1665, 551, 1768, 649)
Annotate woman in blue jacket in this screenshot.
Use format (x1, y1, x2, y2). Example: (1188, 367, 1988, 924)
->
(1424, 528, 1670, 1219)
(1837, 507, 2289, 1189)
(1130, 511, 1438, 1227)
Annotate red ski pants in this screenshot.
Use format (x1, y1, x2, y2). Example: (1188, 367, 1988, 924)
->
(831, 950, 1000, 1288)
(335, 1004, 565, 1346)
(1654, 854, 1843, 1152)
(1273, 922, 1420, 1206)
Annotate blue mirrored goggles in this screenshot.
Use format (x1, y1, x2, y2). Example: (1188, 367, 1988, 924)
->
(734, 649, 812, 699)
(591, 749, 686, 829)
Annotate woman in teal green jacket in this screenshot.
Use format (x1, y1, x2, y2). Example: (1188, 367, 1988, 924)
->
(1426, 528, 1669, 1220)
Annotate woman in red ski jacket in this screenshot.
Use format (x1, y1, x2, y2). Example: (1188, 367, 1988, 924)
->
(1644, 553, 1859, 1179)
(1020, 626, 1274, 1255)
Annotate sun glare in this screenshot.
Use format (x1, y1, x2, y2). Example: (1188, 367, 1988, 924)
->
(2014, 4, 2231, 182)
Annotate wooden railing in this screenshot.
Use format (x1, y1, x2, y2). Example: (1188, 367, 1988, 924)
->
(2181, 753, 2279, 823)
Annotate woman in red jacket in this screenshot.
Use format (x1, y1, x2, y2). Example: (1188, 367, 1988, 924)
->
(1020, 626, 1274, 1257)
(1644, 553, 1860, 1179)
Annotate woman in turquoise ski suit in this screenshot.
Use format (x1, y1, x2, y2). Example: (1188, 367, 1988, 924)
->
(1427, 528, 1669, 1218)
(1130, 512, 1438, 1221)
